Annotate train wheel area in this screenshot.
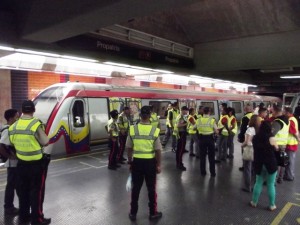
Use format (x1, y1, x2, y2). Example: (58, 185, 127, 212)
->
(0, 139, 299, 225)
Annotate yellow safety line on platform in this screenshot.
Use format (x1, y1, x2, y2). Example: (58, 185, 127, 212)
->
(271, 202, 300, 225)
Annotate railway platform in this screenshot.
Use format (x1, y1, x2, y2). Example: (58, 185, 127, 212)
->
(0, 140, 299, 225)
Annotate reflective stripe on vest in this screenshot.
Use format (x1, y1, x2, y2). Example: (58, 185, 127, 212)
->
(287, 116, 298, 145)
(217, 115, 225, 129)
(150, 112, 159, 128)
(197, 117, 214, 135)
(187, 115, 197, 134)
(117, 113, 129, 131)
(9, 118, 43, 161)
(274, 118, 289, 145)
(130, 124, 159, 159)
(167, 109, 179, 127)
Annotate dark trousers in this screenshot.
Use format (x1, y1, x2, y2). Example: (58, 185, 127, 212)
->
(199, 135, 216, 175)
(4, 167, 19, 209)
(108, 138, 119, 166)
(117, 135, 127, 161)
(176, 131, 187, 166)
(131, 158, 157, 215)
(17, 159, 46, 223)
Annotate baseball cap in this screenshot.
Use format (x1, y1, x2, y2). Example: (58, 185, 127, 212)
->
(140, 106, 151, 115)
(22, 100, 35, 113)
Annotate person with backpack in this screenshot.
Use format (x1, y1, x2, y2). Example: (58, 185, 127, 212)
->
(0, 108, 20, 215)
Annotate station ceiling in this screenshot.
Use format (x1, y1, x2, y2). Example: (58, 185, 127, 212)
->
(1, 0, 300, 97)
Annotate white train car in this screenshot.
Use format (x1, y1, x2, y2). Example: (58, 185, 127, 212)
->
(33, 82, 280, 156)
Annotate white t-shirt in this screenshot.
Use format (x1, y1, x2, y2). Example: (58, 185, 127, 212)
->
(245, 126, 256, 146)
(0, 125, 17, 167)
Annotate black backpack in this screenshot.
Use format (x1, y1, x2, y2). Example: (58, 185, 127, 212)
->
(0, 127, 9, 162)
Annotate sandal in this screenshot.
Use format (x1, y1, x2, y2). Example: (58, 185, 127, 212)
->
(249, 201, 257, 208)
(269, 205, 277, 211)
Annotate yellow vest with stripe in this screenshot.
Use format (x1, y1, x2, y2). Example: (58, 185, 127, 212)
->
(130, 124, 160, 159)
(150, 112, 159, 129)
(108, 118, 119, 137)
(287, 116, 298, 145)
(187, 115, 197, 134)
(197, 116, 215, 135)
(9, 118, 43, 161)
(228, 115, 237, 134)
(217, 115, 225, 129)
(117, 113, 129, 132)
(221, 115, 231, 136)
(274, 118, 289, 145)
(167, 109, 179, 128)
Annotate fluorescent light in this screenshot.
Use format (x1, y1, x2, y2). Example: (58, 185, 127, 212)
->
(16, 49, 60, 57)
(152, 69, 173, 74)
(61, 55, 98, 63)
(0, 46, 15, 51)
(280, 75, 300, 79)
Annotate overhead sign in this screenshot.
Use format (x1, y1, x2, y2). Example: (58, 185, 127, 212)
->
(56, 35, 194, 68)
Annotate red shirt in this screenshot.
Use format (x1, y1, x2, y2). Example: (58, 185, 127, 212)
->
(286, 115, 298, 151)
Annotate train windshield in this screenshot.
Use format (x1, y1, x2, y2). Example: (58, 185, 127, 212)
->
(33, 86, 68, 124)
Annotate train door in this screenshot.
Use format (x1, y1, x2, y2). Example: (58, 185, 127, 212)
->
(196, 100, 218, 121)
(68, 98, 90, 153)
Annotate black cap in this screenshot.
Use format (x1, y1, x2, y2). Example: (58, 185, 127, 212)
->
(110, 110, 119, 118)
(141, 106, 151, 115)
(22, 100, 35, 113)
(181, 106, 188, 111)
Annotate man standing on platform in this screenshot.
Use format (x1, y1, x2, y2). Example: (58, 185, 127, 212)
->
(107, 110, 120, 170)
(9, 100, 50, 225)
(117, 107, 130, 163)
(197, 107, 218, 177)
(126, 106, 162, 221)
(0, 109, 20, 215)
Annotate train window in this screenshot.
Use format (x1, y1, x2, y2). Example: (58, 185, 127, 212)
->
(232, 102, 242, 114)
(72, 100, 85, 127)
(149, 101, 170, 119)
(109, 97, 126, 112)
(201, 102, 215, 115)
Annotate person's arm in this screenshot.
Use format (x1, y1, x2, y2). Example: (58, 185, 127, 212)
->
(35, 126, 49, 146)
(241, 134, 252, 148)
(271, 121, 282, 136)
(168, 111, 174, 128)
(269, 137, 279, 150)
(154, 137, 162, 174)
(126, 135, 133, 164)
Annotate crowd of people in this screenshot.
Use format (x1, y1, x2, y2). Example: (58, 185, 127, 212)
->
(0, 99, 299, 223)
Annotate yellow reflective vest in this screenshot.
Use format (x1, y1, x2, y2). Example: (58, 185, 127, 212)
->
(287, 116, 298, 146)
(108, 118, 119, 137)
(187, 115, 197, 134)
(130, 124, 160, 159)
(166, 109, 179, 128)
(228, 115, 237, 134)
(117, 112, 129, 133)
(9, 118, 43, 161)
(197, 116, 215, 135)
(150, 112, 159, 129)
(274, 118, 289, 145)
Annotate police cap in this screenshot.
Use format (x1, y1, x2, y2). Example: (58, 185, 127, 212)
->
(22, 100, 35, 113)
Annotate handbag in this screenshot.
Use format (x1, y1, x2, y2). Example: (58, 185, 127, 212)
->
(242, 145, 254, 161)
(275, 151, 289, 167)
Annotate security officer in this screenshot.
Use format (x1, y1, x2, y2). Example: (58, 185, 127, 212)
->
(174, 106, 189, 170)
(162, 102, 179, 152)
(187, 108, 198, 157)
(117, 106, 130, 163)
(197, 107, 218, 177)
(126, 106, 162, 221)
(9, 100, 50, 225)
(149, 105, 160, 129)
(107, 110, 120, 170)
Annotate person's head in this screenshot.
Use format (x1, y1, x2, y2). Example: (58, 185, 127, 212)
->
(173, 102, 179, 110)
(109, 110, 119, 119)
(259, 102, 265, 109)
(203, 107, 211, 115)
(149, 105, 154, 112)
(283, 106, 293, 116)
(221, 103, 227, 110)
(181, 106, 189, 115)
(4, 109, 19, 125)
(272, 104, 282, 117)
(22, 100, 35, 114)
(198, 106, 204, 114)
(140, 105, 151, 120)
(189, 108, 195, 115)
(227, 107, 235, 116)
(258, 107, 268, 118)
(123, 106, 130, 116)
(244, 102, 253, 113)
(257, 120, 272, 136)
(248, 114, 261, 131)
(167, 103, 172, 110)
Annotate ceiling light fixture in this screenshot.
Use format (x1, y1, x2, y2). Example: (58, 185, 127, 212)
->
(280, 75, 300, 79)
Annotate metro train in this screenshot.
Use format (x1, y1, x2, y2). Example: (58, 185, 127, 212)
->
(33, 82, 280, 156)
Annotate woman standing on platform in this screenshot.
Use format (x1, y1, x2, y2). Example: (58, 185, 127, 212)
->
(250, 121, 278, 211)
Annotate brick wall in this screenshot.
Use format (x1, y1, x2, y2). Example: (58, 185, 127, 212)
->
(0, 70, 11, 126)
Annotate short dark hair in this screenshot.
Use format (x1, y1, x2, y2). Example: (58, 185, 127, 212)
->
(123, 106, 130, 111)
(203, 107, 210, 114)
(258, 107, 267, 114)
(4, 109, 18, 121)
(284, 106, 293, 114)
(189, 108, 194, 114)
(22, 100, 35, 113)
(109, 110, 118, 119)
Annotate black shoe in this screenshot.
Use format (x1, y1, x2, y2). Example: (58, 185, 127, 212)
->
(228, 155, 234, 159)
(121, 157, 127, 161)
(4, 207, 19, 215)
(149, 212, 162, 220)
(114, 164, 121, 168)
(210, 173, 216, 177)
(128, 213, 136, 221)
(184, 149, 189, 153)
(201, 172, 207, 177)
(19, 215, 31, 223)
(277, 178, 282, 184)
(108, 165, 117, 170)
(242, 187, 251, 193)
(189, 153, 196, 157)
(283, 177, 294, 181)
(172, 148, 176, 153)
(177, 165, 186, 171)
(215, 159, 221, 163)
(239, 167, 244, 171)
(32, 218, 51, 225)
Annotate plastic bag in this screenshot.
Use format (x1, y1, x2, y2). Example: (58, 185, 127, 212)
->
(242, 145, 253, 161)
(126, 174, 132, 192)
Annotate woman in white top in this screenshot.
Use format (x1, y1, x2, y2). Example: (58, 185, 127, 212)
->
(241, 115, 261, 192)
